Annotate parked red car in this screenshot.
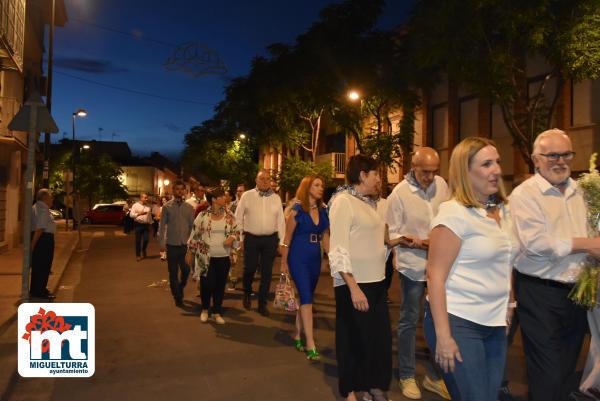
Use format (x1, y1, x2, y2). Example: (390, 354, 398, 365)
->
(83, 204, 126, 225)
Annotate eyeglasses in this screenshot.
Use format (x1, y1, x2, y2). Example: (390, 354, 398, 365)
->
(537, 151, 576, 162)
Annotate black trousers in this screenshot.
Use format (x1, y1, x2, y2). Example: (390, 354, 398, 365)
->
(200, 256, 231, 314)
(384, 252, 394, 291)
(516, 272, 587, 401)
(134, 222, 150, 256)
(30, 233, 54, 297)
(166, 245, 189, 301)
(243, 232, 278, 307)
(335, 280, 392, 398)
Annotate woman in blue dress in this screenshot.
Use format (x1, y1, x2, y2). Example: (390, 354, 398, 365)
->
(281, 175, 330, 361)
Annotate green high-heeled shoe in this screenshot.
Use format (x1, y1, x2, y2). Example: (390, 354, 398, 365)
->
(306, 348, 320, 361)
(293, 338, 305, 352)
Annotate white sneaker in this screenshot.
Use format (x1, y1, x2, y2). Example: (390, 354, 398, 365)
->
(399, 377, 422, 400)
(200, 311, 209, 323)
(213, 314, 225, 325)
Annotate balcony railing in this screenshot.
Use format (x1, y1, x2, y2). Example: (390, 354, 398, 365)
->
(315, 152, 346, 178)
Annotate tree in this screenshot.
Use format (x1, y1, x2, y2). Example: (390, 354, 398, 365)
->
(181, 120, 258, 188)
(214, 0, 386, 162)
(330, 31, 423, 193)
(277, 157, 333, 195)
(48, 150, 128, 209)
(409, 0, 600, 171)
(76, 153, 129, 209)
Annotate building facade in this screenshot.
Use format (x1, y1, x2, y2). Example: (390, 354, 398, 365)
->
(263, 57, 599, 197)
(0, 0, 66, 252)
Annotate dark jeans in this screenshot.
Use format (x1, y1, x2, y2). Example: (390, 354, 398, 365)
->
(166, 245, 189, 302)
(424, 302, 506, 401)
(243, 232, 278, 307)
(30, 233, 54, 297)
(123, 215, 133, 234)
(397, 274, 440, 380)
(134, 222, 150, 256)
(516, 272, 587, 401)
(200, 256, 231, 314)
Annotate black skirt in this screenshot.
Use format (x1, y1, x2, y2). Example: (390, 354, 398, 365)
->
(335, 280, 392, 397)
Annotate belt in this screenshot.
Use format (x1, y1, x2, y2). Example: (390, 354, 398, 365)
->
(516, 271, 574, 290)
(244, 232, 277, 238)
(309, 233, 321, 243)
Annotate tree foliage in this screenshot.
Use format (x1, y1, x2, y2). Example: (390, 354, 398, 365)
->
(181, 121, 258, 188)
(277, 156, 333, 195)
(409, 0, 600, 171)
(48, 149, 128, 208)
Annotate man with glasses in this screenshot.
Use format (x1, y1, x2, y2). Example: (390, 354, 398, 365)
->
(510, 129, 600, 401)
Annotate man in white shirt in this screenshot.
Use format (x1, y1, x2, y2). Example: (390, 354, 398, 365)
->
(234, 170, 285, 316)
(510, 129, 600, 401)
(30, 189, 57, 299)
(129, 193, 153, 261)
(386, 147, 450, 400)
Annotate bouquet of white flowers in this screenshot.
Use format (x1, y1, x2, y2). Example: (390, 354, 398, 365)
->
(569, 153, 600, 309)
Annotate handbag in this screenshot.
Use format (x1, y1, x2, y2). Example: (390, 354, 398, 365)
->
(273, 273, 299, 312)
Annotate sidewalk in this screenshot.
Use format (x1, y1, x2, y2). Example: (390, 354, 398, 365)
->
(0, 222, 78, 398)
(0, 222, 78, 333)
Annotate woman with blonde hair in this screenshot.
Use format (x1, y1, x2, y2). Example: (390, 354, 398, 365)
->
(424, 137, 519, 401)
(280, 175, 330, 361)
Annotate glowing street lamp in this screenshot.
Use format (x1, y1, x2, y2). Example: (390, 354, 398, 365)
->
(347, 90, 360, 101)
(239, 133, 246, 140)
(70, 108, 87, 237)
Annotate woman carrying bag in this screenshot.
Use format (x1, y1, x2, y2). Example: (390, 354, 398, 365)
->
(280, 175, 330, 361)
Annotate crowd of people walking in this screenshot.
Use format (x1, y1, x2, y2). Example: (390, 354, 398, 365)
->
(41, 127, 597, 401)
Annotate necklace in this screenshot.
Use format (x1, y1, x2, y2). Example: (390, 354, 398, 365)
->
(309, 204, 318, 209)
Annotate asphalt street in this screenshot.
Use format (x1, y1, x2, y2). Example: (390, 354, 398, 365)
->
(4, 225, 575, 401)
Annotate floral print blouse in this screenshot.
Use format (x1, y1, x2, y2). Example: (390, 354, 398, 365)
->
(187, 208, 240, 277)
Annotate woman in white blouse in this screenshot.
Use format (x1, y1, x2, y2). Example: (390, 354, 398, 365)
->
(187, 187, 239, 325)
(329, 155, 391, 401)
(424, 137, 518, 401)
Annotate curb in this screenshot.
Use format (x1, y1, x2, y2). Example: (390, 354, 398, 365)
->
(0, 233, 79, 337)
(0, 232, 79, 401)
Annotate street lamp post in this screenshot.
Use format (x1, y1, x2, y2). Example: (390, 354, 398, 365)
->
(70, 108, 87, 238)
(347, 90, 363, 147)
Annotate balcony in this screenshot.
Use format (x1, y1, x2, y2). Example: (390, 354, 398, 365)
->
(0, 0, 26, 72)
(315, 152, 346, 179)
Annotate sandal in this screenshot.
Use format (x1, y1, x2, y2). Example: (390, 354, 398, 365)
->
(293, 338, 305, 352)
(368, 389, 391, 401)
(306, 348, 320, 361)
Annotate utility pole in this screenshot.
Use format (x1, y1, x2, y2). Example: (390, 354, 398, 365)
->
(8, 93, 58, 301)
(43, 0, 56, 187)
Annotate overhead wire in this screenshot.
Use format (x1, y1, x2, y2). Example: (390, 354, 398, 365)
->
(54, 70, 215, 106)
